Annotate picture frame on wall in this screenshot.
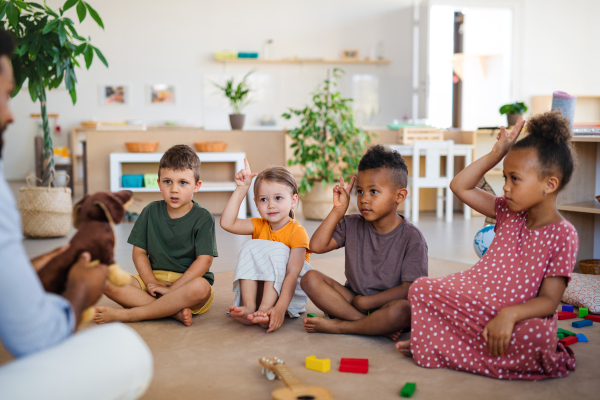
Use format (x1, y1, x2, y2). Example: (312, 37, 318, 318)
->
(148, 84, 176, 104)
(100, 85, 129, 105)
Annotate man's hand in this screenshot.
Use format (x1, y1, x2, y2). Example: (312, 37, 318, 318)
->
(266, 305, 286, 333)
(31, 244, 70, 272)
(333, 176, 356, 212)
(64, 252, 108, 310)
(351, 295, 370, 314)
(234, 158, 258, 188)
(482, 308, 517, 357)
(491, 117, 526, 159)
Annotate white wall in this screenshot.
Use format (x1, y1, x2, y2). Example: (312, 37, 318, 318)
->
(3, 0, 416, 180)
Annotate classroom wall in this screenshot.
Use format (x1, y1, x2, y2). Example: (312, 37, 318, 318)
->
(2, 0, 415, 180)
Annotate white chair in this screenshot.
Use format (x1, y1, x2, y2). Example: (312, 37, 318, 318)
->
(404, 140, 454, 223)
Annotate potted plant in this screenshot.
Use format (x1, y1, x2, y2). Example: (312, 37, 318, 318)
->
(212, 71, 253, 130)
(499, 102, 527, 127)
(283, 68, 372, 220)
(2, 0, 108, 186)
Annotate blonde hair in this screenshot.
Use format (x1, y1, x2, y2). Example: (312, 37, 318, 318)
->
(253, 167, 298, 219)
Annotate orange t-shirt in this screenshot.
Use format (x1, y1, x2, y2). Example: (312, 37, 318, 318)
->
(251, 218, 311, 262)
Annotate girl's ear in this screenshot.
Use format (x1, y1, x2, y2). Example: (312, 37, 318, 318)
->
(291, 193, 299, 208)
(545, 175, 560, 195)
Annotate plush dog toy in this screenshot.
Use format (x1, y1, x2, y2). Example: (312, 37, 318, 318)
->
(38, 190, 134, 322)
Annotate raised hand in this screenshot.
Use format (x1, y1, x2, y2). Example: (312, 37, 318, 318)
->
(234, 158, 258, 188)
(492, 117, 526, 158)
(332, 176, 356, 211)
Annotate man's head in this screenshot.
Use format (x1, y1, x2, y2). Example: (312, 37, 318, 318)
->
(0, 30, 15, 157)
(356, 145, 408, 221)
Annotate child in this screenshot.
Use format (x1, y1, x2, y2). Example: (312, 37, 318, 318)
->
(94, 145, 218, 327)
(221, 159, 312, 333)
(396, 111, 579, 380)
(302, 145, 428, 337)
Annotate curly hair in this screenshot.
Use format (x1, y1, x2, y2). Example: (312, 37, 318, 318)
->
(358, 145, 408, 188)
(158, 145, 201, 182)
(512, 110, 576, 190)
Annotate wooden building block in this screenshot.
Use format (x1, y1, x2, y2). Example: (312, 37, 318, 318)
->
(305, 355, 330, 373)
(578, 308, 589, 318)
(400, 382, 417, 398)
(584, 315, 600, 323)
(339, 358, 368, 374)
(561, 304, 574, 313)
(572, 320, 593, 328)
(558, 311, 577, 320)
(557, 328, 576, 337)
(559, 336, 578, 346)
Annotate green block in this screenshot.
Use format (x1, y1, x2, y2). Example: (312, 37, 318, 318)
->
(557, 333, 565, 339)
(557, 328, 576, 337)
(400, 382, 416, 398)
(578, 308, 589, 318)
(143, 173, 159, 188)
(307, 313, 322, 318)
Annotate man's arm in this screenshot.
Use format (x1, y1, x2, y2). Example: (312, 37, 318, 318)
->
(352, 282, 412, 313)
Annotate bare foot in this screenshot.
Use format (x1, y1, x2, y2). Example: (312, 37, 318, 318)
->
(93, 306, 129, 324)
(386, 330, 402, 342)
(303, 317, 344, 334)
(228, 305, 255, 326)
(395, 339, 412, 357)
(248, 311, 270, 329)
(172, 308, 193, 327)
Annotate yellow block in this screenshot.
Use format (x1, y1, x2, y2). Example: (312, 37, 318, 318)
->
(305, 355, 330, 373)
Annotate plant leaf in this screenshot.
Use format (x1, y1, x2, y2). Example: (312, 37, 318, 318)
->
(42, 18, 60, 34)
(83, 44, 93, 69)
(0, 2, 8, 20)
(29, 3, 46, 11)
(93, 46, 108, 67)
(28, 78, 38, 102)
(74, 42, 86, 56)
(69, 87, 77, 104)
(85, 2, 104, 29)
(57, 23, 67, 46)
(76, 1, 86, 22)
(63, 0, 79, 12)
(7, 2, 20, 30)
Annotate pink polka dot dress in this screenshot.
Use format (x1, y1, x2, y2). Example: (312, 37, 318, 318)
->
(409, 197, 579, 380)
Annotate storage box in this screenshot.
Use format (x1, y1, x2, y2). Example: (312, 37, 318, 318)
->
(397, 127, 444, 144)
(122, 174, 144, 188)
(144, 174, 159, 188)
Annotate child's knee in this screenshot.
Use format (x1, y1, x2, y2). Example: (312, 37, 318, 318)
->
(388, 300, 411, 325)
(186, 278, 211, 301)
(300, 270, 319, 292)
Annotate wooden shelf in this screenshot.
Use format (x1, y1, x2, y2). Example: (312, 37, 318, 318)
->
(558, 201, 600, 215)
(120, 182, 237, 193)
(572, 135, 600, 142)
(215, 58, 391, 65)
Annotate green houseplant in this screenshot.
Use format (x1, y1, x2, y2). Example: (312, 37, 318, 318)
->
(212, 70, 253, 130)
(283, 68, 372, 220)
(1, 0, 108, 185)
(499, 101, 527, 126)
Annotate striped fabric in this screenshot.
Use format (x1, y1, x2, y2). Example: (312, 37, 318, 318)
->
(232, 239, 312, 317)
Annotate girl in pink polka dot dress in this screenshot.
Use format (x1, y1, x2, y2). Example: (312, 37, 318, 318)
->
(396, 111, 579, 380)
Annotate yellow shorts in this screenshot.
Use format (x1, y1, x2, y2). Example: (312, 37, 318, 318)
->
(132, 270, 214, 315)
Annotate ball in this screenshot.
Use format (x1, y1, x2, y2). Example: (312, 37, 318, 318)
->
(474, 224, 495, 258)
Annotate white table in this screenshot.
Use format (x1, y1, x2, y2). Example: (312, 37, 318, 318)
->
(386, 144, 474, 220)
(110, 152, 247, 219)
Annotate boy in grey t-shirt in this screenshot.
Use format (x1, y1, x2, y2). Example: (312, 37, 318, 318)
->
(302, 145, 428, 339)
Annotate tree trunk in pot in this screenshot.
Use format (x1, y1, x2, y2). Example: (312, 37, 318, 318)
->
(507, 113, 521, 126)
(229, 114, 245, 130)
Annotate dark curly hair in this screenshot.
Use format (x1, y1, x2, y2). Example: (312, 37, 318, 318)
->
(358, 145, 408, 188)
(511, 110, 576, 191)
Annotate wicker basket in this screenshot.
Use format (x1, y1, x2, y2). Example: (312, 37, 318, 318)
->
(579, 259, 600, 275)
(125, 142, 159, 152)
(397, 127, 444, 144)
(18, 174, 72, 238)
(194, 141, 227, 152)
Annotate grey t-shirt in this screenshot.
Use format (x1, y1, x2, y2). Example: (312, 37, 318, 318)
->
(332, 214, 428, 296)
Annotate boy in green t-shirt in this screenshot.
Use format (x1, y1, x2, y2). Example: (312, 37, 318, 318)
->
(94, 145, 218, 326)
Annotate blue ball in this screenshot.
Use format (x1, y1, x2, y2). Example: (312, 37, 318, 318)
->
(474, 225, 495, 258)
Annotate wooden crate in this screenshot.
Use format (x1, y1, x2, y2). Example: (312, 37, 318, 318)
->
(397, 127, 444, 144)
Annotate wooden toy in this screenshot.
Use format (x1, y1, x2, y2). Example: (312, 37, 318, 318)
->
(578, 307, 589, 318)
(400, 382, 416, 398)
(557, 328, 576, 337)
(576, 333, 588, 342)
(305, 356, 331, 373)
(584, 315, 600, 323)
(339, 358, 368, 374)
(557, 333, 565, 339)
(259, 357, 335, 400)
(307, 313, 322, 318)
(561, 304, 574, 313)
(559, 336, 578, 346)
(572, 320, 593, 328)
(557, 311, 577, 320)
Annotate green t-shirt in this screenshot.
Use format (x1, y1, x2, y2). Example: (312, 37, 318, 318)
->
(127, 200, 218, 285)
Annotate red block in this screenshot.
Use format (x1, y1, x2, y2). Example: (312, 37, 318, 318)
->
(584, 315, 600, 323)
(558, 311, 578, 320)
(559, 336, 578, 346)
(339, 358, 368, 374)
